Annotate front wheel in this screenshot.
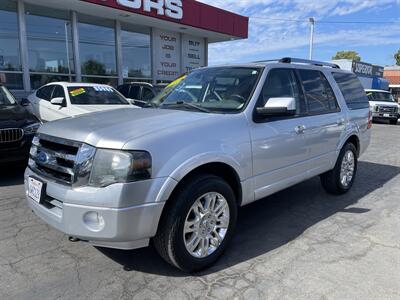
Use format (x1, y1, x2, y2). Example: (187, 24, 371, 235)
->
(320, 143, 358, 195)
(153, 175, 237, 272)
(389, 119, 398, 125)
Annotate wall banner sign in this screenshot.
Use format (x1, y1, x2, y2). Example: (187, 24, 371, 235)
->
(152, 28, 181, 81)
(116, 0, 183, 20)
(182, 35, 205, 73)
(352, 61, 373, 77)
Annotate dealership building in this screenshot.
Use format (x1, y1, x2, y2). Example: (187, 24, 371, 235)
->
(0, 0, 248, 97)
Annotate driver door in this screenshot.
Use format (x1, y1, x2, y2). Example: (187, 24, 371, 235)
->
(249, 68, 310, 201)
(42, 85, 68, 122)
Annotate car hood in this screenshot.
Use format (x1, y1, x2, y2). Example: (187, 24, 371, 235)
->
(369, 101, 399, 107)
(72, 104, 137, 114)
(38, 108, 222, 149)
(0, 105, 38, 128)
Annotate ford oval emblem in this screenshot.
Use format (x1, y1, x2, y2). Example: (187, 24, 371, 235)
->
(37, 151, 48, 164)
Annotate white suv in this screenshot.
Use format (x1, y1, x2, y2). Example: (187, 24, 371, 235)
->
(28, 82, 137, 122)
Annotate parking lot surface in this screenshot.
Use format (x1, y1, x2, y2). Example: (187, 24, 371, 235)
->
(0, 123, 399, 300)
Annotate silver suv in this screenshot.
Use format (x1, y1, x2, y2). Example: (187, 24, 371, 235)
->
(25, 58, 372, 272)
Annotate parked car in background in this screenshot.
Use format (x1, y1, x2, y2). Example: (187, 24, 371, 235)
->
(366, 89, 399, 125)
(28, 82, 137, 122)
(25, 58, 371, 272)
(117, 82, 163, 107)
(0, 84, 40, 165)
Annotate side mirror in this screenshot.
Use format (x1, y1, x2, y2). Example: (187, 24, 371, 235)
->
(50, 97, 65, 106)
(256, 97, 296, 117)
(20, 98, 30, 107)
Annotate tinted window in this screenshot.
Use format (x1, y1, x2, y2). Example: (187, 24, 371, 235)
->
(128, 85, 141, 99)
(142, 87, 155, 101)
(332, 73, 369, 110)
(258, 69, 305, 114)
(36, 85, 54, 101)
(52, 85, 65, 99)
(298, 69, 337, 114)
(67, 86, 129, 105)
(117, 84, 130, 97)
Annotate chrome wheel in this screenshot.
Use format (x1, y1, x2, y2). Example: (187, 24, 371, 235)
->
(183, 192, 230, 258)
(340, 150, 355, 187)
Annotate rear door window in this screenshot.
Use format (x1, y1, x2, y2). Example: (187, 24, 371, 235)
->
(298, 69, 339, 114)
(128, 86, 141, 99)
(142, 87, 155, 101)
(332, 72, 369, 109)
(117, 85, 130, 97)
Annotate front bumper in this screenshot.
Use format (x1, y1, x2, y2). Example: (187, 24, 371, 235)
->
(24, 168, 170, 250)
(372, 112, 399, 120)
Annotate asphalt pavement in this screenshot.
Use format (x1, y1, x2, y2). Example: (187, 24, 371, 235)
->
(0, 123, 399, 300)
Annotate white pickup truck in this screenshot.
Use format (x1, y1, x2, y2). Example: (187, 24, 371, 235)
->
(28, 82, 137, 122)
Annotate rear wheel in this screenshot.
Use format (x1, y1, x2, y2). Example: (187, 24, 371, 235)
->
(389, 119, 398, 125)
(153, 174, 237, 272)
(320, 143, 358, 195)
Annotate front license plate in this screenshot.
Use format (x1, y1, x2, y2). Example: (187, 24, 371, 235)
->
(28, 177, 44, 203)
(383, 113, 390, 117)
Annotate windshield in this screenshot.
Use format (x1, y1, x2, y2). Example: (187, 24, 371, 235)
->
(150, 67, 262, 113)
(0, 86, 17, 106)
(366, 91, 395, 103)
(67, 86, 129, 105)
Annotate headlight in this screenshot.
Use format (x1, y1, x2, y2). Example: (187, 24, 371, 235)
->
(89, 149, 152, 187)
(24, 123, 41, 135)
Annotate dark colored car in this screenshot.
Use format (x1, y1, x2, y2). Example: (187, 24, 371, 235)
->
(117, 82, 163, 107)
(0, 84, 41, 165)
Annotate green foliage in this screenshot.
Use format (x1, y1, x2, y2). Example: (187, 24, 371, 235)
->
(332, 51, 361, 61)
(395, 49, 400, 66)
(82, 59, 106, 75)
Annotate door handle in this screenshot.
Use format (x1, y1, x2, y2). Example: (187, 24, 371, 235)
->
(295, 125, 306, 134)
(337, 118, 345, 126)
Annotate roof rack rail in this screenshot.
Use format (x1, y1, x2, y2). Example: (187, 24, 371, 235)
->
(279, 57, 341, 69)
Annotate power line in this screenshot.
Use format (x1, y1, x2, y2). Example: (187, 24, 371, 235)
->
(249, 16, 400, 24)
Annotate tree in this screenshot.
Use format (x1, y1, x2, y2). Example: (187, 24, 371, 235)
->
(332, 51, 361, 61)
(82, 59, 106, 76)
(395, 49, 400, 66)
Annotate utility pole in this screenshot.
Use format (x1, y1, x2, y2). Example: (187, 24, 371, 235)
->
(309, 17, 315, 60)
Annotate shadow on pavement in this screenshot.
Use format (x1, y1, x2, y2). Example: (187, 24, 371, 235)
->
(0, 164, 26, 187)
(97, 161, 400, 276)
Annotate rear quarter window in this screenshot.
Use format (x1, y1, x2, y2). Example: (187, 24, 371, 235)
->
(332, 73, 369, 110)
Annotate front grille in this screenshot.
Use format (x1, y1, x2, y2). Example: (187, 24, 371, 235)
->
(378, 106, 397, 113)
(30, 134, 82, 185)
(0, 128, 24, 143)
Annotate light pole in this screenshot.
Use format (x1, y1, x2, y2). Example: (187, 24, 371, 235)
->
(309, 17, 315, 60)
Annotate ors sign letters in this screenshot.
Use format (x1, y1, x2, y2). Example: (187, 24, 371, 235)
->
(116, 0, 183, 19)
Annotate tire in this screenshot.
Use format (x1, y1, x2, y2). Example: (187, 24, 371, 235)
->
(389, 119, 398, 125)
(320, 143, 358, 195)
(153, 174, 237, 272)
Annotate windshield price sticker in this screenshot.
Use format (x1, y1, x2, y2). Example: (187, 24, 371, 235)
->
(70, 88, 86, 97)
(94, 86, 114, 92)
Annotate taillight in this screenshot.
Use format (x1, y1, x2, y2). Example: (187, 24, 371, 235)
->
(367, 110, 372, 129)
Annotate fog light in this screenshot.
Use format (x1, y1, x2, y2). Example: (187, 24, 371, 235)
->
(83, 211, 105, 232)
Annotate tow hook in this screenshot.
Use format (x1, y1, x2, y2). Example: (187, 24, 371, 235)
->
(68, 236, 80, 242)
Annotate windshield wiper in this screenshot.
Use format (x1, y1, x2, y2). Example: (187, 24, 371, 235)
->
(163, 101, 212, 113)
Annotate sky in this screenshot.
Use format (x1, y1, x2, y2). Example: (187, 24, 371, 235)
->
(198, 0, 400, 67)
